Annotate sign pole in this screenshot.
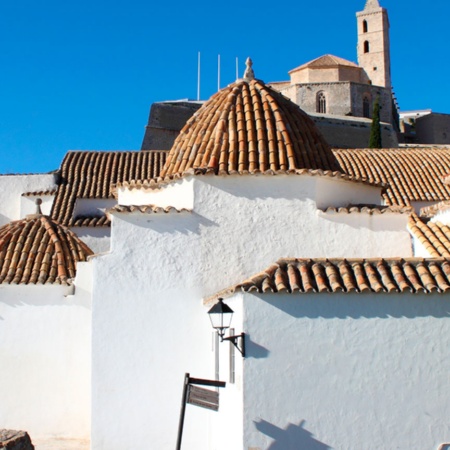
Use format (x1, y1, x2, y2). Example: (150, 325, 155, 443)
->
(176, 373, 190, 450)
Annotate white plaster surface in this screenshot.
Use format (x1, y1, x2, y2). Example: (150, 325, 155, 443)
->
(33, 438, 90, 450)
(117, 178, 194, 209)
(91, 175, 415, 449)
(70, 227, 111, 254)
(73, 198, 116, 218)
(0, 174, 56, 226)
(0, 280, 91, 440)
(238, 291, 450, 450)
(20, 194, 54, 217)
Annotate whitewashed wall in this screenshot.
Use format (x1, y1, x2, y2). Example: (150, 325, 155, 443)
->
(91, 175, 415, 450)
(0, 174, 56, 226)
(70, 227, 111, 254)
(20, 194, 54, 217)
(234, 291, 450, 450)
(0, 263, 92, 440)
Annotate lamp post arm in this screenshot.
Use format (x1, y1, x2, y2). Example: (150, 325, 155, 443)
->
(223, 332, 245, 357)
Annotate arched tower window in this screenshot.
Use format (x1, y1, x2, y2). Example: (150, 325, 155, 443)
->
(363, 96, 371, 118)
(317, 91, 326, 114)
(363, 20, 368, 33)
(364, 41, 370, 53)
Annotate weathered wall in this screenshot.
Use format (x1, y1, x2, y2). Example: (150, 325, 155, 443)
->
(237, 291, 450, 450)
(0, 265, 92, 440)
(416, 113, 450, 145)
(310, 114, 398, 148)
(277, 82, 392, 124)
(91, 175, 413, 449)
(141, 102, 202, 150)
(0, 174, 56, 226)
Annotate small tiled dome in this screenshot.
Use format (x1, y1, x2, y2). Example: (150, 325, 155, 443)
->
(161, 66, 342, 178)
(0, 213, 93, 285)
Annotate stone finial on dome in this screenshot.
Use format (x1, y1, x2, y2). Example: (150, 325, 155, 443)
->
(26, 198, 43, 219)
(243, 57, 255, 81)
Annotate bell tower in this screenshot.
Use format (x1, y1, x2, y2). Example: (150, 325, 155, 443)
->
(356, 0, 391, 88)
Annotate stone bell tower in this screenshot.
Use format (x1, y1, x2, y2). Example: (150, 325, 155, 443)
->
(356, 0, 391, 88)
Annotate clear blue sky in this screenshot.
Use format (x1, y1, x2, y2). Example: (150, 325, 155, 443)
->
(0, 0, 448, 174)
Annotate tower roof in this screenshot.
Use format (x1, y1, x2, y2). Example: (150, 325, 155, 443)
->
(160, 66, 342, 178)
(289, 54, 359, 74)
(364, 0, 382, 10)
(0, 213, 93, 285)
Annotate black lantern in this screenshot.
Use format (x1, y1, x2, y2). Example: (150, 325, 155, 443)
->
(207, 298, 234, 340)
(207, 298, 245, 357)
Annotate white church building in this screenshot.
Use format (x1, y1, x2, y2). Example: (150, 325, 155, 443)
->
(2, 5, 450, 450)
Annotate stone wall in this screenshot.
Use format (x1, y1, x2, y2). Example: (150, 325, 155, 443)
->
(141, 101, 202, 150)
(276, 81, 392, 124)
(416, 113, 450, 144)
(310, 114, 398, 148)
(0, 430, 34, 450)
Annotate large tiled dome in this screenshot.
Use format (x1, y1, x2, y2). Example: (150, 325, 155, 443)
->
(161, 63, 342, 178)
(0, 212, 93, 284)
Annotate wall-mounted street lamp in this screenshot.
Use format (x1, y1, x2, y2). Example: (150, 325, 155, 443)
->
(208, 298, 245, 357)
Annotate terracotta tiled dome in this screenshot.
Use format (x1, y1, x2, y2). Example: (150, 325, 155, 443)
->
(0, 213, 93, 285)
(161, 76, 342, 178)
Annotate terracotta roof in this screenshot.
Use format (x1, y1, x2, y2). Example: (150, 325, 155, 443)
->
(22, 189, 57, 197)
(333, 147, 450, 205)
(321, 205, 412, 215)
(209, 257, 450, 300)
(114, 169, 385, 192)
(0, 215, 93, 285)
(420, 201, 450, 218)
(108, 205, 191, 214)
(160, 78, 342, 179)
(289, 55, 359, 74)
(71, 216, 111, 227)
(51, 150, 167, 226)
(408, 215, 450, 258)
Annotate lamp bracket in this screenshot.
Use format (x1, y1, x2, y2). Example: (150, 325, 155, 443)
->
(223, 332, 246, 357)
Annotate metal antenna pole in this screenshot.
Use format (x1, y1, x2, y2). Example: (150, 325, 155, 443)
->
(218, 54, 221, 91)
(197, 52, 201, 101)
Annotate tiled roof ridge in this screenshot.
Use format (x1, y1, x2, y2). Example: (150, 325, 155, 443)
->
(160, 78, 342, 179)
(0, 215, 93, 285)
(321, 205, 412, 215)
(408, 214, 450, 258)
(22, 189, 57, 197)
(70, 216, 111, 227)
(420, 200, 450, 218)
(113, 168, 386, 194)
(108, 204, 191, 214)
(207, 257, 450, 301)
(289, 55, 359, 74)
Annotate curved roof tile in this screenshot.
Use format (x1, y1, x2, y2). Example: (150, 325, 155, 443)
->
(209, 257, 450, 299)
(0, 215, 93, 285)
(160, 79, 342, 178)
(334, 147, 450, 205)
(51, 150, 167, 225)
